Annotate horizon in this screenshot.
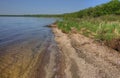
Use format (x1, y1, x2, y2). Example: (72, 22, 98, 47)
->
(0, 0, 111, 15)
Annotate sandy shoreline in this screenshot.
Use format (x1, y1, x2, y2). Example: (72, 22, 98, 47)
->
(52, 27, 120, 78)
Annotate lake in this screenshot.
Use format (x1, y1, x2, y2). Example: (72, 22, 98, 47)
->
(0, 17, 60, 78)
(0, 17, 56, 46)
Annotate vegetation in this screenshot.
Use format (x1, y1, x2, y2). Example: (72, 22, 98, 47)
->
(57, 15, 120, 41)
(56, 0, 120, 51)
(63, 0, 120, 18)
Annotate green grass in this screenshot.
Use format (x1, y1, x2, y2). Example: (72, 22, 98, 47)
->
(56, 15, 120, 41)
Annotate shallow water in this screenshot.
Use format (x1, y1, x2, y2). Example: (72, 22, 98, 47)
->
(0, 17, 60, 78)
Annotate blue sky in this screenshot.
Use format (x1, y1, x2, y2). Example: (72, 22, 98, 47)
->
(0, 0, 111, 15)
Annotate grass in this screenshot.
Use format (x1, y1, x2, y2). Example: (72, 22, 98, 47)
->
(56, 15, 120, 42)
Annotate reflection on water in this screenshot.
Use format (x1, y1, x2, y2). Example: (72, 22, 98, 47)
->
(0, 17, 56, 46)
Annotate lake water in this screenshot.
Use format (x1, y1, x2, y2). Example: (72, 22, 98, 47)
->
(0, 17, 60, 78)
(0, 17, 56, 46)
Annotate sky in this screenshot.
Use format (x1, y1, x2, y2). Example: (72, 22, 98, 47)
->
(0, 0, 111, 15)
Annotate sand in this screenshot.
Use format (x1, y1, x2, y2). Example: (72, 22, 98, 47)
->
(52, 27, 120, 78)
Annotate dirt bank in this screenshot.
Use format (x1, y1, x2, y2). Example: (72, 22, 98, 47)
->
(52, 27, 120, 78)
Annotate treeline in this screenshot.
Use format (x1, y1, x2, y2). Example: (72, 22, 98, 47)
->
(63, 0, 120, 18)
(0, 14, 62, 17)
(22, 14, 62, 17)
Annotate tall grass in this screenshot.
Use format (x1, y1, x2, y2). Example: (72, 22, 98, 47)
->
(56, 15, 120, 41)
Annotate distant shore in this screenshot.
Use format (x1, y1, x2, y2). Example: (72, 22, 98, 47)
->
(0, 14, 62, 17)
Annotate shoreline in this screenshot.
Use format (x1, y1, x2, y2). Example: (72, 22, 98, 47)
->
(52, 26, 120, 78)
